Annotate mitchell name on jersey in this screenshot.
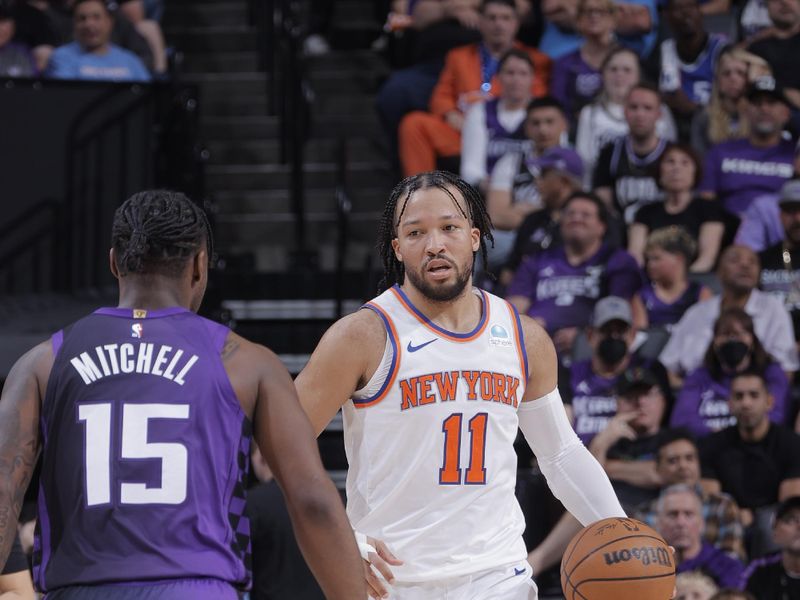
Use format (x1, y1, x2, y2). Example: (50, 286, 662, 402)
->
(69, 342, 199, 386)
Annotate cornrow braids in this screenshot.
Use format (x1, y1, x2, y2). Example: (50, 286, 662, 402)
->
(376, 171, 494, 293)
(111, 189, 215, 277)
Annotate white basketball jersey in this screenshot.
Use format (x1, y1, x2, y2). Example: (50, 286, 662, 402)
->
(344, 285, 529, 582)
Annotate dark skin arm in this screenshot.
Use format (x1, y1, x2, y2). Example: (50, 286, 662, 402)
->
(0, 342, 49, 570)
(223, 332, 365, 600)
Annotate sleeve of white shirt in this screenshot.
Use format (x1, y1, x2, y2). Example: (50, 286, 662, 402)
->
(575, 105, 596, 188)
(488, 152, 518, 192)
(658, 104, 678, 142)
(760, 295, 800, 371)
(460, 102, 488, 186)
(659, 39, 681, 93)
(659, 306, 695, 374)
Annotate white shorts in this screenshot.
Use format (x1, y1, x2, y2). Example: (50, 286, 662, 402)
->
(385, 561, 538, 600)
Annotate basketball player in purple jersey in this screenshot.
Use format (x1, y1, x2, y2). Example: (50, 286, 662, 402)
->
(0, 191, 364, 599)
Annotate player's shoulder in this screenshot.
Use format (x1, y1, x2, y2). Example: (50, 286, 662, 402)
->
(516, 313, 554, 346)
(220, 329, 287, 378)
(5, 338, 55, 395)
(317, 308, 387, 355)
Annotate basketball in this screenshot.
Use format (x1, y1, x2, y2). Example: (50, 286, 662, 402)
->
(561, 517, 675, 600)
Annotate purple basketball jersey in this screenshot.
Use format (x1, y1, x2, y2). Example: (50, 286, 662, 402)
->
(34, 307, 251, 593)
(484, 98, 530, 176)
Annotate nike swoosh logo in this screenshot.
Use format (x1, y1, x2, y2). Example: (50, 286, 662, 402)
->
(514, 567, 526, 576)
(407, 339, 437, 352)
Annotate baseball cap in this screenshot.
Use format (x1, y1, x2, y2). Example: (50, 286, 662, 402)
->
(591, 296, 632, 329)
(746, 75, 790, 106)
(538, 147, 584, 182)
(615, 367, 659, 398)
(775, 496, 800, 522)
(779, 179, 800, 208)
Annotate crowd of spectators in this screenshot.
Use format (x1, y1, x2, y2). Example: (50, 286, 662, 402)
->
(379, 0, 800, 596)
(0, 0, 165, 81)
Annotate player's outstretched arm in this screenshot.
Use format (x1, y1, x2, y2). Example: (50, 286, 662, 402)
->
(0, 343, 49, 571)
(247, 343, 365, 600)
(295, 309, 386, 435)
(516, 317, 626, 525)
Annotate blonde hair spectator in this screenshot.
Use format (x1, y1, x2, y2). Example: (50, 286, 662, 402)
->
(675, 570, 718, 600)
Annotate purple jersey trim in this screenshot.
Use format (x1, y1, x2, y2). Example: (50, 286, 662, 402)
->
(35, 482, 52, 591)
(51, 331, 64, 358)
(93, 307, 191, 319)
(353, 304, 399, 405)
(391, 284, 488, 340)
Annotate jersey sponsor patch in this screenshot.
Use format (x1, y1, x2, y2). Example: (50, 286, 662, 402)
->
(489, 324, 512, 347)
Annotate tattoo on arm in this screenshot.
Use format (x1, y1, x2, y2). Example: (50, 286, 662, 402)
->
(221, 338, 240, 360)
(0, 355, 41, 571)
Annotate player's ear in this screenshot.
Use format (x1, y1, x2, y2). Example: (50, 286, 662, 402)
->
(109, 248, 121, 279)
(471, 228, 480, 252)
(191, 249, 207, 283)
(392, 238, 402, 262)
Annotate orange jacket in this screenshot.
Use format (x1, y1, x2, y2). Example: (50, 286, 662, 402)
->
(429, 43, 552, 118)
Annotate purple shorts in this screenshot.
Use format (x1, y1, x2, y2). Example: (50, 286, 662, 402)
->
(43, 578, 240, 600)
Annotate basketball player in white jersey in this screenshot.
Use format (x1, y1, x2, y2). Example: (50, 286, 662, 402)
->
(295, 171, 627, 599)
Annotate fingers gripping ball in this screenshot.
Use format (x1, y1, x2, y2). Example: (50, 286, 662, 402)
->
(561, 517, 675, 600)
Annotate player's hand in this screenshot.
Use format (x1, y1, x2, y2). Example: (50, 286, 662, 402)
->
(364, 537, 403, 599)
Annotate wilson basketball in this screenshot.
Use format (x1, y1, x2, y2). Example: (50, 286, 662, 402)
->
(561, 517, 675, 600)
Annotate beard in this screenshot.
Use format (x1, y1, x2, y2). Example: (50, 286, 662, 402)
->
(404, 255, 473, 303)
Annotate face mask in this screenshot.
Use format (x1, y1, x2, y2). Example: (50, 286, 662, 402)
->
(598, 337, 628, 365)
(717, 340, 750, 370)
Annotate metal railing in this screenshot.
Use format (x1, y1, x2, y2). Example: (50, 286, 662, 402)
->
(60, 82, 203, 292)
(0, 200, 59, 293)
(250, 0, 313, 266)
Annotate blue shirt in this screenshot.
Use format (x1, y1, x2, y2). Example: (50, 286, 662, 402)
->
(540, 0, 658, 59)
(46, 42, 151, 82)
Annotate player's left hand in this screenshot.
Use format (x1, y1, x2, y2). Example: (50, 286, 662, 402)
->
(364, 537, 403, 599)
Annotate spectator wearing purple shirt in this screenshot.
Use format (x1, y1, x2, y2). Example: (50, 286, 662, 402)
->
(461, 49, 534, 194)
(734, 159, 800, 252)
(0, 3, 35, 77)
(672, 308, 789, 437)
(658, 0, 727, 135)
(550, 0, 616, 126)
(639, 227, 713, 329)
(656, 484, 746, 589)
(507, 191, 643, 357)
(558, 296, 671, 444)
(699, 76, 794, 218)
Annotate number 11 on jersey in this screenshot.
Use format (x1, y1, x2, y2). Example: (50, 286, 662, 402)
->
(439, 412, 488, 485)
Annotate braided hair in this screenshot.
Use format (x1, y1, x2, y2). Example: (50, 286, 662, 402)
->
(111, 190, 214, 277)
(376, 171, 494, 293)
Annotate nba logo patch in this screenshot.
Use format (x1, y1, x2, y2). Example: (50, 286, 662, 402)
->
(133, 309, 147, 319)
(131, 323, 143, 339)
(489, 324, 512, 347)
